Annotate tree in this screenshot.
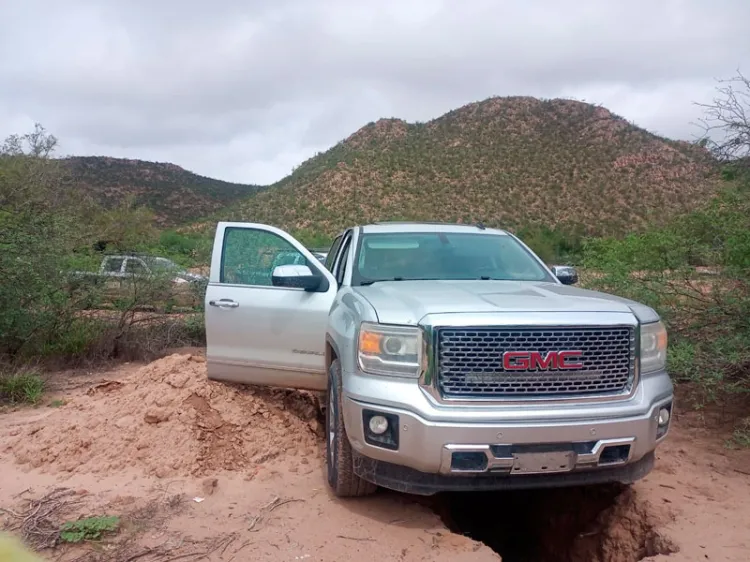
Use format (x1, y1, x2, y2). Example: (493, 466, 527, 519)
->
(0, 125, 80, 356)
(584, 72, 750, 423)
(695, 70, 750, 169)
(0, 125, 156, 358)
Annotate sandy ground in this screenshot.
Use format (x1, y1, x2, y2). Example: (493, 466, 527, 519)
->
(0, 352, 748, 562)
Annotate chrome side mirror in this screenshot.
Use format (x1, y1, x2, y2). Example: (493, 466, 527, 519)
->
(551, 265, 578, 285)
(271, 264, 322, 291)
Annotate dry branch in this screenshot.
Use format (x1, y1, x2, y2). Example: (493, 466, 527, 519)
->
(247, 495, 304, 532)
(0, 487, 80, 550)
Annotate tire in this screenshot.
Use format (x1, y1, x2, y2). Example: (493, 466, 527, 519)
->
(326, 359, 377, 497)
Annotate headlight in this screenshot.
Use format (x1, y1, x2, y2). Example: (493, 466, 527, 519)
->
(358, 322, 422, 378)
(640, 320, 667, 374)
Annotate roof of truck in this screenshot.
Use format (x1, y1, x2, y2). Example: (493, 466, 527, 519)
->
(359, 222, 510, 235)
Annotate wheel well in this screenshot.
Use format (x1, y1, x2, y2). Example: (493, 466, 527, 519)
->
(326, 341, 337, 370)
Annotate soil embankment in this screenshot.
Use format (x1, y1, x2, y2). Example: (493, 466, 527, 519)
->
(1, 353, 748, 561)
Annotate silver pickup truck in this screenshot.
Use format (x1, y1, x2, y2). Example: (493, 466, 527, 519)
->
(204, 222, 673, 497)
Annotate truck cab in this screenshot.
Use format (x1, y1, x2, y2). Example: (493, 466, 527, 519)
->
(204, 221, 673, 497)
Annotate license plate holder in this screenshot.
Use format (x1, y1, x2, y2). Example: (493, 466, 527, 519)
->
(511, 450, 576, 475)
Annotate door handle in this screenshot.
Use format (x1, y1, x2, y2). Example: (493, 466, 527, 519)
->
(209, 299, 239, 308)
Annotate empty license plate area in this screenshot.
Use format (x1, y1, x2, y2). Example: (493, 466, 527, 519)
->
(507, 443, 576, 475)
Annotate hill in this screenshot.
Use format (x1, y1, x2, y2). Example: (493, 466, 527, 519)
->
(64, 156, 262, 226)
(217, 96, 721, 239)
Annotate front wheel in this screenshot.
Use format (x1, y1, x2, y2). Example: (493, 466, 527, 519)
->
(325, 359, 377, 497)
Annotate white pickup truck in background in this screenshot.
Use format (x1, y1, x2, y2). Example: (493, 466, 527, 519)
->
(69, 254, 208, 308)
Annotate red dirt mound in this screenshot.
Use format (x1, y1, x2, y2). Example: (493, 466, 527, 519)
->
(4, 354, 323, 478)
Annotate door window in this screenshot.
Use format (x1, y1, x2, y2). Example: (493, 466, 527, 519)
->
(325, 235, 343, 272)
(125, 258, 148, 275)
(335, 235, 352, 287)
(220, 227, 307, 286)
(102, 257, 124, 273)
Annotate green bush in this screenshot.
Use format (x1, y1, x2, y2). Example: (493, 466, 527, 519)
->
(153, 229, 213, 267)
(513, 224, 584, 264)
(0, 125, 207, 366)
(582, 174, 750, 413)
(0, 371, 45, 405)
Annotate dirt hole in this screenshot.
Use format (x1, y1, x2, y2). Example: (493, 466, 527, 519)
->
(430, 483, 678, 562)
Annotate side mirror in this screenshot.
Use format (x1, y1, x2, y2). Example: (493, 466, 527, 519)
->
(272, 264, 322, 291)
(551, 265, 578, 285)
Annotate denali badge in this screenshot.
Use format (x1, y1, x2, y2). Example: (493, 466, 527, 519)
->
(502, 350, 584, 371)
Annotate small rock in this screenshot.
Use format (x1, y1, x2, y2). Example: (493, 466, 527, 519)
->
(202, 477, 218, 495)
(189, 355, 206, 363)
(155, 395, 174, 408)
(144, 407, 171, 424)
(166, 372, 191, 389)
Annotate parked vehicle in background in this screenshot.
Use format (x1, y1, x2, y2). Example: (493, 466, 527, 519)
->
(204, 221, 673, 497)
(308, 249, 328, 263)
(69, 254, 208, 309)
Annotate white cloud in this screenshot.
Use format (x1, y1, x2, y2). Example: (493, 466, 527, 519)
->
(1, 0, 748, 184)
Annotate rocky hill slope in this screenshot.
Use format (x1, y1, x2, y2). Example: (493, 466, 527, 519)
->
(64, 156, 261, 226)
(219, 96, 720, 238)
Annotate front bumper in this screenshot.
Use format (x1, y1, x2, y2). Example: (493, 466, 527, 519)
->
(342, 368, 673, 493)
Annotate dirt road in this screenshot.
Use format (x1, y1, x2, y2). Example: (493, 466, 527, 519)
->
(0, 352, 748, 562)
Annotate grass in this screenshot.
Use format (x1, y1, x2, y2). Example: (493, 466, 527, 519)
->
(0, 371, 45, 405)
(727, 418, 750, 449)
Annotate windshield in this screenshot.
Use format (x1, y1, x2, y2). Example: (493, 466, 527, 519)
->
(146, 257, 183, 272)
(352, 232, 554, 285)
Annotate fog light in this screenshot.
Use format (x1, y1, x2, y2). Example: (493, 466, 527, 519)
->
(368, 415, 389, 435)
(362, 409, 399, 450)
(656, 403, 672, 440)
(658, 408, 670, 426)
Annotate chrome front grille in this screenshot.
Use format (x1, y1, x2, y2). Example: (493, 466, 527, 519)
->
(436, 326, 636, 398)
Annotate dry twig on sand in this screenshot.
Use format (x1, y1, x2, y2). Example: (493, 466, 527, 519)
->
(247, 495, 304, 532)
(0, 487, 80, 549)
(74, 533, 240, 562)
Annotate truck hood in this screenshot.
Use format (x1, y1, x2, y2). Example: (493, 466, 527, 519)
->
(353, 280, 659, 325)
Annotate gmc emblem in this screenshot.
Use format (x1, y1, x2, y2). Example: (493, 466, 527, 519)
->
(502, 350, 584, 371)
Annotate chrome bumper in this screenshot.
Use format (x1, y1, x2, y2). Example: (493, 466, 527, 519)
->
(439, 437, 636, 476)
(342, 368, 673, 477)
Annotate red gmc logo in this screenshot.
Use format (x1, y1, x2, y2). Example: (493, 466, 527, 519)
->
(502, 350, 584, 371)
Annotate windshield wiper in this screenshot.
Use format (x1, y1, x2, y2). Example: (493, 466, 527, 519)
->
(359, 277, 446, 286)
(359, 277, 405, 286)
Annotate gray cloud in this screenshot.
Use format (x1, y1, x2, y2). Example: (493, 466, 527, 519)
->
(1, 0, 749, 184)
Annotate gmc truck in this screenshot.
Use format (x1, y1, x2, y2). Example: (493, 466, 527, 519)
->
(204, 221, 673, 497)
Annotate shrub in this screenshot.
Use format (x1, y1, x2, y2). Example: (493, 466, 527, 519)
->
(0, 371, 45, 405)
(582, 176, 750, 413)
(0, 125, 207, 367)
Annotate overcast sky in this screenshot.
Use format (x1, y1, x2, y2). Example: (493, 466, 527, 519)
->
(1, 0, 748, 185)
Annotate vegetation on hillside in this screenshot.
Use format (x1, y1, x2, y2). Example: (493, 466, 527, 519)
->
(64, 156, 262, 227)
(217, 96, 720, 242)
